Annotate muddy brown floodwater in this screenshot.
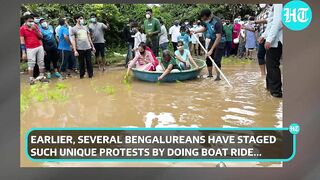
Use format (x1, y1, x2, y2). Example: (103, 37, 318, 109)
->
(20, 63, 282, 167)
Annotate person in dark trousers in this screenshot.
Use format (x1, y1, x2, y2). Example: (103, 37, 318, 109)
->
(71, 14, 95, 79)
(223, 20, 233, 57)
(261, 4, 283, 98)
(143, 9, 161, 57)
(192, 8, 226, 81)
(254, 4, 272, 76)
(39, 18, 62, 79)
(168, 20, 181, 52)
(197, 20, 205, 56)
(88, 13, 109, 71)
(123, 19, 135, 66)
(57, 18, 74, 78)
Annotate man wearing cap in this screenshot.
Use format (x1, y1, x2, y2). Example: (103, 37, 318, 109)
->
(143, 9, 161, 56)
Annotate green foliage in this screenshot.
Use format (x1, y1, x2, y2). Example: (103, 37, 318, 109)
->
(100, 85, 115, 95)
(20, 93, 30, 113)
(90, 80, 116, 95)
(20, 62, 28, 72)
(21, 4, 259, 51)
(106, 56, 124, 64)
(55, 82, 67, 90)
(122, 74, 133, 90)
(47, 90, 69, 101)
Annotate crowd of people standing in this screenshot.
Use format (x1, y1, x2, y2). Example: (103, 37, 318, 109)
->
(20, 4, 283, 98)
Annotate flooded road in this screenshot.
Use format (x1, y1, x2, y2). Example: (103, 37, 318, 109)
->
(20, 63, 282, 167)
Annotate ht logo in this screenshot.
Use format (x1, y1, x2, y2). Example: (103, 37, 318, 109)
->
(282, 1, 312, 31)
(283, 7, 309, 23)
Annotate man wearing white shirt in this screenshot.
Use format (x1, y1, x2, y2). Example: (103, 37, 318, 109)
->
(168, 20, 181, 51)
(259, 4, 283, 98)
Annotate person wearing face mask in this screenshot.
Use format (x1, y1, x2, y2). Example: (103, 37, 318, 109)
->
(157, 50, 181, 81)
(126, 42, 159, 76)
(32, 14, 41, 25)
(20, 14, 48, 85)
(88, 13, 109, 72)
(30, 14, 41, 78)
(183, 19, 192, 30)
(192, 8, 226, 81)
(175, 41, 199, 70)
(55, 18, 79, 75)
(57, 18, 74, 79)
(242, 16, 257, 59)
(143, 9, 161, 57)
(223, 20, 233, 57)
(177, 26, 191, 50)
(71, 14, 96, 79)
(38, 18, 62, 79)
(168, 20, 181, 51)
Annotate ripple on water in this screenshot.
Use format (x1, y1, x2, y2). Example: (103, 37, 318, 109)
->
(221, 115, 254, 126)
(144, 112, 201, 128)
(223, 108, 257, 116)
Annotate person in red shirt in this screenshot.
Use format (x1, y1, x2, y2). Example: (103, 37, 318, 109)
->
(20, 15, 47, 85)
(231, 18, 241, 56)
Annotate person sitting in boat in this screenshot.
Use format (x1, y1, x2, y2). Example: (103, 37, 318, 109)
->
(126, 42, 158, 76)
(175, 41, 199, 70)
(156, 50, 181, 81)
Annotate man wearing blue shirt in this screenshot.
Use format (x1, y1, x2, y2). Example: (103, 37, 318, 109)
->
(57, 18, 74, 78)
(177, 26, 190, 50)
(39, 18, 62, 79)
(192, 8, 226, 81)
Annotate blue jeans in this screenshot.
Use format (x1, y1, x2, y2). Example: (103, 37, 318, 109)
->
(59, 50, 74, 72)
(224, 41, 232, 57)
(125, 42, 133, 65)
(70, 53, 78, 70)
(160, 42, 168, 51)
